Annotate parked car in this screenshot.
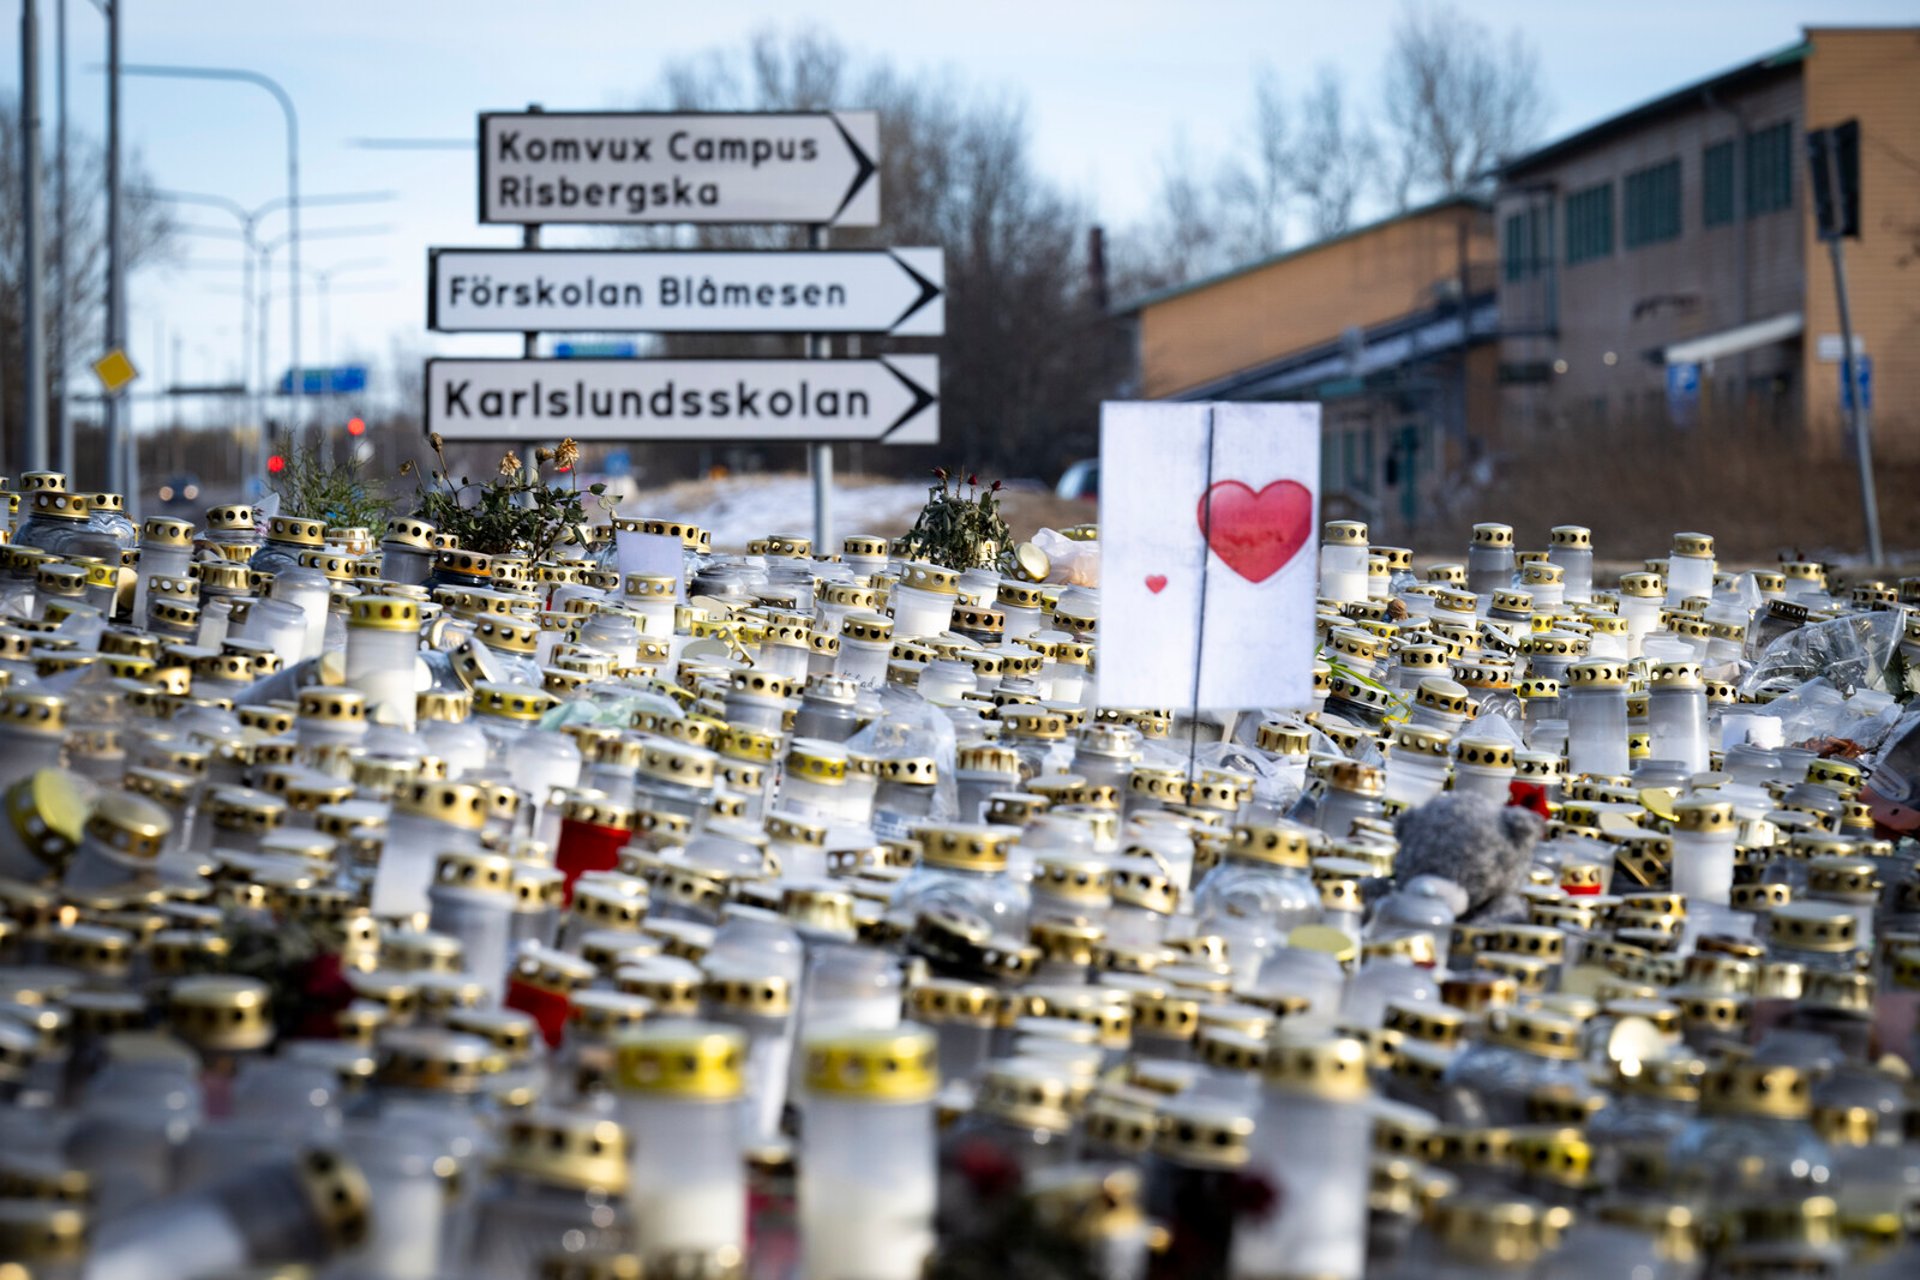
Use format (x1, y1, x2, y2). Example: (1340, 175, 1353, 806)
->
(1055, 459, 1099, 501)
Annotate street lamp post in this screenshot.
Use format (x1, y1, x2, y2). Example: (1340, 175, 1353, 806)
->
(143, 189, 391, 487)
(121, 61, 302, 472)
(21, 0, 49, 472)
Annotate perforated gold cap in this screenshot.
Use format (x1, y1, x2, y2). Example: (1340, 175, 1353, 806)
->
(613, 1021, 745, 1099)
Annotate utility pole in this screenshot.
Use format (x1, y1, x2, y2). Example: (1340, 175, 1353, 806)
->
(54, 0, 71, 476)
(104, 0, 126, 494)
(21, 0, 49, 473)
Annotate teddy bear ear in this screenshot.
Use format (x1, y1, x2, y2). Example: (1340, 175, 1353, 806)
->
(1498, 805, 1546, 846)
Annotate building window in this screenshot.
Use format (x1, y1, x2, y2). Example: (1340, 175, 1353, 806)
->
(1624, 158, 1682, 247)
(1703, 140, 1735, 226)
(1503, 207, 1548, 281)
(1745, 121, 1793, 215)
(1565, 182, 1614, 265)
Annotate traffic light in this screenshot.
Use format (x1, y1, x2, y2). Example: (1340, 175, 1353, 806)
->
(347, 417, 366, 437)
(267, 454, 286, 475)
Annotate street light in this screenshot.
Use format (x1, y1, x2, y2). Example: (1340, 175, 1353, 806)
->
(139, 187, 392, 480)
(119, 61, 305, 456)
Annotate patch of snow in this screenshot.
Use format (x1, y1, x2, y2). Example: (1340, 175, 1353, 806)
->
(623, 473, 931, 552)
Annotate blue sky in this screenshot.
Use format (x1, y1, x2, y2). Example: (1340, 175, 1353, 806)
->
(7, 0, 1913, 420)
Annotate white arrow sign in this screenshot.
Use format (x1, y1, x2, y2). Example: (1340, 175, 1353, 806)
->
(427, 247, 943, 336)
(478, 111, 879, 226)
(425, 356, 938, 444)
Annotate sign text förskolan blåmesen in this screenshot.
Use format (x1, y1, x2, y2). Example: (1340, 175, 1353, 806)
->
(425, 357, 937, 444)
(427, 248, 942, 336)
(478, 111, 879, 226)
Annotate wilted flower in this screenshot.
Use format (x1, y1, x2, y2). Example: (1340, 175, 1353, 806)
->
(555, 438, 581, 469)
(428, 432, 445, 451)
(933, 467, 948, 483)
(966, 473, 978, 487)
(991, 479, 1003, 493)
(499, 451, 522, 476)
(536, 447, 554, 464)
(398, 459, 415, 477)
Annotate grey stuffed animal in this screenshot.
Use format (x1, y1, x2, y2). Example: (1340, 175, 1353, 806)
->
(1384, 793, 1544, 924)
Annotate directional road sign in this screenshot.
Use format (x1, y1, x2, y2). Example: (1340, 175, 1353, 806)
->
(279, 366, 368, 395)
(478, 111, 879, 226)
(428, 247, 944, 336)
(425, 356, 937, 445)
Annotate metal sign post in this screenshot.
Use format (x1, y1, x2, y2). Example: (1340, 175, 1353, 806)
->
(1807, 120, 1881, 565)
(430, 106, 925, 541)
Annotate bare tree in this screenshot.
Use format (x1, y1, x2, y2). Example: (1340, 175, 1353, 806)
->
(1216, 67, 1291, 259)
(632, 27, 1123, 481)
(1381, 0, 1548, 206)
(1292, 67, 1377, 238)
(0, 97, 176, 465)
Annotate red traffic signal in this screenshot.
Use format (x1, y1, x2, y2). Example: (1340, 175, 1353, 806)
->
(267, 454, 286, 475)
(347, 417, 366, 437)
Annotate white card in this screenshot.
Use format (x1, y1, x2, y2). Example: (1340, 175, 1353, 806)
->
(615, 529, 685, 597)
(1096, 401, 1320, 711)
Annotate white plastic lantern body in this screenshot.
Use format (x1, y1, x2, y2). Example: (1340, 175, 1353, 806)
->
(1318, 542, 1368, 604)
(799, 1094, 935, 1280)
(1667, 550, 1716, 606)
(1647, 685, 1709, 776)
(346, 622, 421, 732)
(372, 809, 482, 919)
(887, 584, 954, 641)
(835, 637, 891, 688)
(237, 597, 312, 671)
(1450, 762, 1515, 806)
(1466, 545, 1514, 599)
(270, 566, 334, 660)
(134, 543, 192, 621)
(380, 542, 433, 587)
(619, 1096, 745, 1254)
(1234, 1078, 1372, 1280)
(1670, 829, 1736, 907)
(1383, 755, 1448, 807)
(1565, 684, 1630, 779)
(1550, 545, 1594, 603)
(1619, 595, 1663, 658)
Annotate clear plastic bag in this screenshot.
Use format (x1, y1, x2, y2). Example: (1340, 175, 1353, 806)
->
(1737, 609, 1907, 700)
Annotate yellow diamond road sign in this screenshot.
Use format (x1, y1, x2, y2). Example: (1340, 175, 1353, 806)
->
(92, 349, 138, 395)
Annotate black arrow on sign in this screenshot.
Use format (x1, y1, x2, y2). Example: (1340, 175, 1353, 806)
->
(830, 115, 879, 223)
(881, 359, 938, 438)
(887, 252, 943, 332)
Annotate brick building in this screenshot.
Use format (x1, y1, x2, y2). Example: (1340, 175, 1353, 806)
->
(1119, 196, 1497, 533)
(1493, 26, 1920, 454)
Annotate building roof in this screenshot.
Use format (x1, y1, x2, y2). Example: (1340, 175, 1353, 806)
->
(1114, 193, 1488, 315)
(1495, 39, 1811, 181)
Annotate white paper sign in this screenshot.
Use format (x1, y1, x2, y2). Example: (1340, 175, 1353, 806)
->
(1096, 401, 1321, 711)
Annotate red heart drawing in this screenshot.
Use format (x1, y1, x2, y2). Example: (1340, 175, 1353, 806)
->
(1145, 574, 1168, 595)
(1196, 479, 1314, 584)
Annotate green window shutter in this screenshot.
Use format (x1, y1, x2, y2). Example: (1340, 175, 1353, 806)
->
(1565, 183, 1614, 265)
(1703, 141, 1735, 226)
(1625, 158, 1681, 247)
(1745, 121, 1793, 215)
(1504, 212, 1526, 282)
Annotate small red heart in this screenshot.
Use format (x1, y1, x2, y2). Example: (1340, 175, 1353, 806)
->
(1145, 574, 1168, 594)
(1197, 479, 1314, 584)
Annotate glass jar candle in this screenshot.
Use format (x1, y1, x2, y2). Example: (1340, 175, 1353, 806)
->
(797, 1025, 939, 1280)
(614, 1022, 748, 1258)
(996, 581, 1046, 640)
(632, 739, 718, 822)
(1548, 525, 1594, 603)
(1665, 531, 1716, 606)
(1465, 523, 1514, 599)
(701, 959, 798, 1158)
(724, 670, 795, 734)
(343, 596, 422, 731)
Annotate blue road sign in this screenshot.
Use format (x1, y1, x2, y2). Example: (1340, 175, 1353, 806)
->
(1841, 355, 1873, 412)
(278, 366, 367, 395)
(554, 341, 639, 358)
(1666, 362, 1700, 427)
